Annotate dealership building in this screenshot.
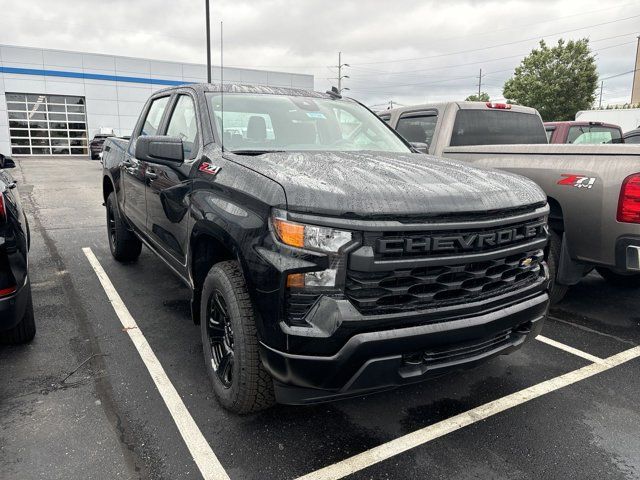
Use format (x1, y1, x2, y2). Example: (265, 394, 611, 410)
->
(0, 44, 314, 156)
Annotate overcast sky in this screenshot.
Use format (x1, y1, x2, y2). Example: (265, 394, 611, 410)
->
(0, 0, 638, 109)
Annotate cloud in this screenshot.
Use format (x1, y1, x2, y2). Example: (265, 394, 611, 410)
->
(0, 0, 636, 108)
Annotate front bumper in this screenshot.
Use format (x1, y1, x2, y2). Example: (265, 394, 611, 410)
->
(261, 290, 548, 404)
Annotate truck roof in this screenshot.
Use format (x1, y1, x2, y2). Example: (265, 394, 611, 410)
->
(154, 82, 337, 100)
(385, 101, 539, 116)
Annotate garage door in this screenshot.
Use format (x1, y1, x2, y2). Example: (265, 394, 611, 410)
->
(6, 93, 89, 155)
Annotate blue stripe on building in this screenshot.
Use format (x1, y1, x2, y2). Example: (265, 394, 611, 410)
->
(0, 66, 186, 86)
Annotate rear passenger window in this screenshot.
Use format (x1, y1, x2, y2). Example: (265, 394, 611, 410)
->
(166, 95, 199, 159)
(140, 96, 170, 137)
(396, 114, 437, 146)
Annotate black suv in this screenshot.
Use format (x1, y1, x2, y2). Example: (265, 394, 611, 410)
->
(89, 133, 115, 160)
(102, 84, 550, 413)
(0, 154, 35, 344)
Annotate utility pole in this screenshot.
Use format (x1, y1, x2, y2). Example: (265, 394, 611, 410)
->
(599, 81, 603, 109)
(205, 0, 211, 83)
(336, 52, 350, 93)
(477, 68, 483, 98)
(632, 36, 640, 104)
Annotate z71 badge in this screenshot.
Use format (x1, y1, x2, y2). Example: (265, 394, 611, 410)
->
(557, 174, 596, 189)
(198, 162, 221, 176)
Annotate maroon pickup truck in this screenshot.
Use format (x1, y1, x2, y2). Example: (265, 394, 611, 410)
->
(544, 121, 624, 144)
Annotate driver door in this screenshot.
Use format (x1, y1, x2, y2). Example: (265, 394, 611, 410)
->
(122, 95, 170, 232)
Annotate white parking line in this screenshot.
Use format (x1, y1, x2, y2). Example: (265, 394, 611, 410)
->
(535, 335, 606, 364)
(83, 247, 230, 480)
(296, 345, 640, 480)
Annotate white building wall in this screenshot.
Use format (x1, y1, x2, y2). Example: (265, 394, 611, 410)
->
(0, 44, 314, 155)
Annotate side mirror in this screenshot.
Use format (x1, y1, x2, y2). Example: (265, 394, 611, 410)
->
(410, 142, 429, 154)
(0, 155, 16, 169)
(134, 136, 184, 166)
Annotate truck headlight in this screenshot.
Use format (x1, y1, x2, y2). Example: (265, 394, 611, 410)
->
(271, 209, 352, 253)
(271, 209, 352, 288)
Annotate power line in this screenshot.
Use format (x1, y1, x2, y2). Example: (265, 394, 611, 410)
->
(349, 13, 640, 66)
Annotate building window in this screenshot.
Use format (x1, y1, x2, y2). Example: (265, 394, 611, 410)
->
(6, 93, 88, 156)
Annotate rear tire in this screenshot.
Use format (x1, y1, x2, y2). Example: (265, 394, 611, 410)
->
(547, 230, 569, 304)
(106, 192, 142, 262)
(200, 260, 275, 414)
(0, 287, 35, 344)
(596, 267, 640, 287)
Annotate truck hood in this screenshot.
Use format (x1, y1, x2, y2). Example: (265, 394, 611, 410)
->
(230, 151, 546, 217)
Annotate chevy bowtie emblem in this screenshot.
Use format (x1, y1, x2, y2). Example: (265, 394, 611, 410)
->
(520, 257, 534, 267)
(199, 162, 221, 175)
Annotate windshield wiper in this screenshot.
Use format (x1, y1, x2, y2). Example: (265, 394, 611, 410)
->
(228, 149, 285, 156)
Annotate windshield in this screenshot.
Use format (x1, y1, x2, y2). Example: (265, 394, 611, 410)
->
(567, 125, 623, 144)
(207, 93, 410, 153)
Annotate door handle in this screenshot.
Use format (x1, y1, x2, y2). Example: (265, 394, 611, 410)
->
(7, 181, 17, 189)
(122, 159, 133, 167)
(146, 170, 158, 180)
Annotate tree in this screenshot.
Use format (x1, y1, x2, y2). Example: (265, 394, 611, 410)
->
(465, 92, 490, 102)
(502, 39, 598, 121)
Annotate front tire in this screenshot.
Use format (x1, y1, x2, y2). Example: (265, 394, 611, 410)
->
(106, 192, 142, 262)
(0, 287, 35, 344)
(200, 261, 275, 414)
(596, 267, 640, 287)
(547, 230, 569, 304)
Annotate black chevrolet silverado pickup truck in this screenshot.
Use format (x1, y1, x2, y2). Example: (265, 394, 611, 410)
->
(101, 84, 550, 413)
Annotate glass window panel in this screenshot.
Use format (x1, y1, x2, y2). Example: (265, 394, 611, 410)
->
(7, 102, 26, 111)
(27, 103, 47, 112)
(11, 138, 30, 146)
(50, 130, 69, 138)
(49, 122, 68, 130)
(166, 95, 199, 159)
(30, 130, 48, 138)
(396, 115, 438, 145)
(9, 120, 29, 129)
(31, 148, 51, 155)
(52, 147, 70, 155)
(67, 105, 85, 113)
(70, 147, 87, 154)
(68, 122, 87, 130)
(48, 95, 66, 104)
(65, 97, 85, 105)
(10, 129, 29, 137)
(26, 94, 46, 103)
(31, 138, 50, 146)
(26, 112, 47, 121)
(29, 121, 48, 129)
(8, 112, 27, 120)
(69, 131, 87, 138)
(48, 113, 67, 121)
(140, 96, 170, 136)
(6, 93, 25, 102)
(47, 104, 66, 113)
(70, 139, 88, 146)
(11, 147, 31, 155)
(51, 138, 70, 146)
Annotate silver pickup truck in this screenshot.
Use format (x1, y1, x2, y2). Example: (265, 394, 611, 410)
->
(381, 101, 640, 303)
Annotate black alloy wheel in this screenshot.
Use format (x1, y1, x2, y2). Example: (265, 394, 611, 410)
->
(207, 289, 235, 388)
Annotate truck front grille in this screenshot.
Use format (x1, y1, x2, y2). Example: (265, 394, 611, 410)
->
(346, 248, 545, 315)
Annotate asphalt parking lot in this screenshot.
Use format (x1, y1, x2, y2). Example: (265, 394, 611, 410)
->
(2, 157, 640, 480)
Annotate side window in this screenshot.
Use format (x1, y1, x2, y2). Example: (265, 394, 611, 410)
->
(625, 134, 640, 144)
(166, 95, 199, 159)
(396, 114, 437, 146)
(140, 96, 170, 137)
(545, 128, 554, 143)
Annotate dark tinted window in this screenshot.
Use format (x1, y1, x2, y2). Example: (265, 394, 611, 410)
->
(450, 110, 547, 146)
(567, 126, 622, 144)
(396, 114, 437, 145)
(624, 134, 640, 144)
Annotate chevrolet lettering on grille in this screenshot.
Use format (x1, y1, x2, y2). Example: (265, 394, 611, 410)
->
(376, 220, 546, 254)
